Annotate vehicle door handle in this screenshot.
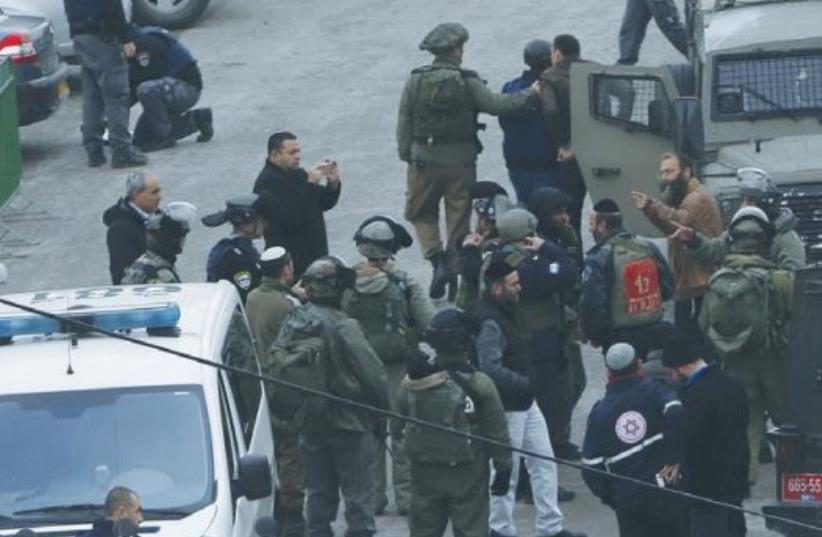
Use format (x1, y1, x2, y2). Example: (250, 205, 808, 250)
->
(592, 167, 621, 178)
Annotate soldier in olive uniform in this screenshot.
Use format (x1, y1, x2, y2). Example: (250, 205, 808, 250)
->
(397, 22, 539, 301)
(343, 216, 434, 515)
(202, 194, 266, 302)
(122, 201, 196, 284)
(245, 247, 304, 537)
(398, 308, 512, 537)
(289, 257, 390, 537)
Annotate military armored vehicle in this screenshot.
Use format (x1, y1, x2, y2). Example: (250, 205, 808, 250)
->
(571, 0, 822, 261)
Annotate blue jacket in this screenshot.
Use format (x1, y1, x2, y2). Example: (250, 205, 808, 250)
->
(499, 70, 558, 171)
(582, 375, 685, 510)
(206, 236, 261, 302)
(581, 230, 674, 345)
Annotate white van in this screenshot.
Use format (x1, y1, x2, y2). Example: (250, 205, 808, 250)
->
(0, 282, 276, 537)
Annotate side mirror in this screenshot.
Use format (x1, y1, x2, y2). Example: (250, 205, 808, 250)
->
(255, 516, 278, 537)
(672, 97, 705, 162)
(237, 454, 272, 501)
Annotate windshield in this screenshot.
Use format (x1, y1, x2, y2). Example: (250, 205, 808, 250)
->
(0, 386, 213, 528)
(714, 51, 822, 119)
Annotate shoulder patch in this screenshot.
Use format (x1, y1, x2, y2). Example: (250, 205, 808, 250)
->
(233, 271, 252, 290)
(615, 411, 647, 445)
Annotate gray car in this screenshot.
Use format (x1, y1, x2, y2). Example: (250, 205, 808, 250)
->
(0, 5, 68, 126)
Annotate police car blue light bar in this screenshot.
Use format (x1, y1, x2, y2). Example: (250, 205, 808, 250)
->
(0, 303, 180, 339)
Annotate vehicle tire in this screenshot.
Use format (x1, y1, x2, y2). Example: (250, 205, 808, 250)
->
(132, 0, 210, 29)
(665, 63, 696, 97)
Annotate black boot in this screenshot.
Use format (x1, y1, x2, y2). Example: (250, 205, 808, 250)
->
(87, 147, 106, 168)
(428, 252, 450, 300)
(194, 108, 214, 142)
(111, 149, 148, 169)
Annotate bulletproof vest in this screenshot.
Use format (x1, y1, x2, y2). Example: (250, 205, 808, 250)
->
(64, 0, 106, 33)
(343, 270, 417, 364)
(136, 27, 196, 78)
(608, 235, 664, 329)
(699, 255, 793, 358)
(266, 305, 363, 429)
(123, 255, 180, 284)
(410, 65, 479, 146)
(505, 244, 563, 333)
(404, 372, 478, 466)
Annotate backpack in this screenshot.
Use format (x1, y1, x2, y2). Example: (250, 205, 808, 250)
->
(266, 307, 364, 428)
(700, 263, 793, 357)
(404, 372, 477, 466)
(411, 66, 478, 146)
(343, 271, 416, 364)
(609, 237, 664, 329)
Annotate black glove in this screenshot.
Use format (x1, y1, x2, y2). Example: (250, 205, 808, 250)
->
(490, 468, 512, 496)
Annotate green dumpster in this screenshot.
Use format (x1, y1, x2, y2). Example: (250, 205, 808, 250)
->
(0, 57, 22, 209)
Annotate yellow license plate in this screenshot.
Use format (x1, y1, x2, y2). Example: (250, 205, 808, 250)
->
(57, 80, 70, 99)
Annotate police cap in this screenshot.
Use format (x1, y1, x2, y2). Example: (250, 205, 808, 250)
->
(419, 22, 469, 53)
(202, 194, 260, 227)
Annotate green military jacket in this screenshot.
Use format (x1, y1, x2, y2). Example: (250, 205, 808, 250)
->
(689, 210, 806, 271)
(397, 351, 512, 491)
(121, 251, 179, 284)
(246, 277, 301, 359)
(397, 56, 536, 165)
(312, 303, 390, 433)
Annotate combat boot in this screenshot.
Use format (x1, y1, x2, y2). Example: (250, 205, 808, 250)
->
(278, 507, 305, 537)
(140, 138, 177, 153)
(194, 108, 214, 142)
(428, 252, 450, 300)
(112, 149, 148, 169)
(87, 146, 106, 168)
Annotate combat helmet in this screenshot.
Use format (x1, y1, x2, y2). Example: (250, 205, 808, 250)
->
(353, 216, 413, 259)
(419, 22, 469, 54)
(424, 308, 480, 353)
(729, 206, 774, 255)
(302, 256, 356, 301)
(737, 168, 782, 219)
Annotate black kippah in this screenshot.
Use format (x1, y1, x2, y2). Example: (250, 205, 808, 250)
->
(593, 198, 620, 214)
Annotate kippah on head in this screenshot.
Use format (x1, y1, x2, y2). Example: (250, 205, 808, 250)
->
(483, 251, 517, 286)
(259, 246, 291, 277)
(605, 342, 637, 372)
(593, 198, 620, 214)
(660, 330, 702, 368)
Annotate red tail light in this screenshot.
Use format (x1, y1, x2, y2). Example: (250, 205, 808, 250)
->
(0, 33, 38, 64)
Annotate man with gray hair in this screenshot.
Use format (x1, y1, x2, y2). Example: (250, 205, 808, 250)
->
(77, 486, 144, 537)
(103, 171, 162, 284)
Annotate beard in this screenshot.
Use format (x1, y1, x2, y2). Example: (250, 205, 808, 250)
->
(660, 174, 689, 207)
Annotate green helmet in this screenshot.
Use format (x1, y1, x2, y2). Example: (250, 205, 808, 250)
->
(302, 256, 356, 300)
(424, 308, 479, 352)
(729, 206, 774, 255)
(419, 22, 469, 54)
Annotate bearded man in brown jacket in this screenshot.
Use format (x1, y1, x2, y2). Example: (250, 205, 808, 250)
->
(630, 152, 723, 347)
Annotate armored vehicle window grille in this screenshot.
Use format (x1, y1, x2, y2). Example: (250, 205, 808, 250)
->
(715, 52, 822, 119)
(592, 75, 671, 135)
(780, 184, 822, 261)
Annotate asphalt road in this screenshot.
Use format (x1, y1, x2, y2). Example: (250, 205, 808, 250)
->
(7, 0, 780, 535)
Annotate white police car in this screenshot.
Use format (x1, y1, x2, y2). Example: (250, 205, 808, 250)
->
(0, 281, 275, 537)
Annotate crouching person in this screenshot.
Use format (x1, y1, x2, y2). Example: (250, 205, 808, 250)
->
(398, 308, 512, 537)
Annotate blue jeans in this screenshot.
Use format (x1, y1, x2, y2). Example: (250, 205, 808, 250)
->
(133, 77, 201, 146)
(507, 168, 563, 207)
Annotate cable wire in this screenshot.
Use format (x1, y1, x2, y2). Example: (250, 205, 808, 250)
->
(1, 296, 819, 534)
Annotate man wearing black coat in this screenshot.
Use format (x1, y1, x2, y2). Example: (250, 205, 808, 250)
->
(103, 171, 162, 284)
(662, 331, 749, 537)
(253, 132, 341, 279)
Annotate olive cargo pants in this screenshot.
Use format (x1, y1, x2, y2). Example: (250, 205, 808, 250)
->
(374, 361, 411, 514)
(405, 162, 476, 274)
(274, 426, 305, 511)
(724, 351, 786, 484)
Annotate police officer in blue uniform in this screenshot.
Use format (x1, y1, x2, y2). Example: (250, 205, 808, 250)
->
(202, 194, 265, 302)
(126, 25, 213, 152)
(64, 0, 147, 168)
(582, 342, 687, 537)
